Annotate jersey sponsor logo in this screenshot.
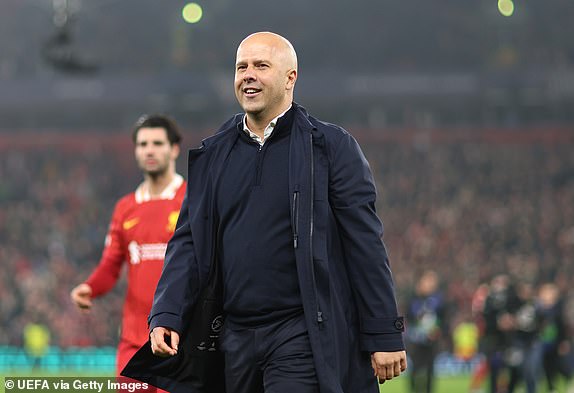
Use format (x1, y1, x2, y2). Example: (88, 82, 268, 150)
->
(167, 211, 179, 233)
(123, 217, 140, 230)
(128, 241, 167, 264)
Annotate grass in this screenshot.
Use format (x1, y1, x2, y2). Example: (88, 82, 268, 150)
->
(378, 374, 470, 392)
(2, 372, 467, 393)
(2, 372, 571, 393)
(379, 373, 572, 393)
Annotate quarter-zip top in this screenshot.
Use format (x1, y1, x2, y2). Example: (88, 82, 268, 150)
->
(215, 109, 303, 328)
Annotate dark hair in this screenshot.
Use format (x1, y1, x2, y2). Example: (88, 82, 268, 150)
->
(132, 114, 182, 145)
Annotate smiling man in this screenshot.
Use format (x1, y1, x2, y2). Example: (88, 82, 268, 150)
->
(148, 32, 407, 393)
(70, 114, 185, 392)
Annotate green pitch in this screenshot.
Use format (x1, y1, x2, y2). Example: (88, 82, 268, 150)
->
(2, 373, 467, 393)
(378, 374, 571, 393)
(378, 375, 470, 392)
(2, 372, 570, 393)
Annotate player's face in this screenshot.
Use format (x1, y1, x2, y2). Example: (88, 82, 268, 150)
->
(134, 128, 177, 177)
(234, 37, 295, 121)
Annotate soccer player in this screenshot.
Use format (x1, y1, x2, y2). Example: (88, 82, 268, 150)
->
(70, 114, 185, 382)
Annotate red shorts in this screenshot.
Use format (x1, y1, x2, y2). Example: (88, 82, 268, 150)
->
(116, 339, 169, 393)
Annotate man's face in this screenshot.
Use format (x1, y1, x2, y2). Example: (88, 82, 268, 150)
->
(234, 37, 295, 120)
(134, 127, 178, 177)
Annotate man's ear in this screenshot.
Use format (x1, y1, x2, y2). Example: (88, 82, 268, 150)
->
(286, 69, 297, 91)
(171, 144, 181, 159)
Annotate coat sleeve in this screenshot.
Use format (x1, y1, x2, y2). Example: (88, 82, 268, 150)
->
(148, 186, 200, 334)
(328, 131, 405, 352)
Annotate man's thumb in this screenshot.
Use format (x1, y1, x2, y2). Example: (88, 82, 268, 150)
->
(171, 332, 180, 352)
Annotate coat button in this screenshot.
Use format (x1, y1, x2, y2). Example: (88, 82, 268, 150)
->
(394, 318, 404, 331)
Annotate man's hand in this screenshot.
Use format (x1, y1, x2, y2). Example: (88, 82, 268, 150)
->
(371, 350, 407, 384)
(150, 327, 180, 357)
(70, 283, 93, 312)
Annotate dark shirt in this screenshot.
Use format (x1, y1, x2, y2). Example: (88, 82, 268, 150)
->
(215, 109, 302, 327)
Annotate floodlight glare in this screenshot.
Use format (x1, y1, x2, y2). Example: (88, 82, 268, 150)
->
(182, 3, 203, 24)
(498, 0, 514, 17)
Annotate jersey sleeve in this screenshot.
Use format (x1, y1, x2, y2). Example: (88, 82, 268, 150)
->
(85, 200, 126, 297)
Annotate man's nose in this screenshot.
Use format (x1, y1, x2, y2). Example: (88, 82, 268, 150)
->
(243, 67, 256, 82)
(144, 146, 156, 155)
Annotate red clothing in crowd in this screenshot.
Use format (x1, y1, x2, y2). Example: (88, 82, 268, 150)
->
(85, 174, 186, 374)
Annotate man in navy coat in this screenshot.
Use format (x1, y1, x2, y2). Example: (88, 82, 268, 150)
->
(148, 31, 407, 393)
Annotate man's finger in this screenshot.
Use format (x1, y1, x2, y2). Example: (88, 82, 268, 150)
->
(170, 331, 180, 352)
(150, 328, 177, 357)
(77, 297, 92, 309)
(377, 365, 387, 381)
(370, 354, 377, 376)
(72, 294, 92, 310)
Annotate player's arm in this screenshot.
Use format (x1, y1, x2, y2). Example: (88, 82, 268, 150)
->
(70, 202, 126, 311)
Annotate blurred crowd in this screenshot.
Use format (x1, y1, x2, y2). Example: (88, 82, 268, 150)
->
(0, 141, 138, 347)
(1, 129, 573, 381)
(366, 136, 574, 309)
(364, 131, 574, 391)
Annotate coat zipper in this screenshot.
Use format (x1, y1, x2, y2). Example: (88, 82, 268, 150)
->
(308, 133, 324, 328)
(292, 188, 299, 249)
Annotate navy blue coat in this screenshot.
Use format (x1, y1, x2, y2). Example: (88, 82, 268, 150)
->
(148, 103, 405, 393)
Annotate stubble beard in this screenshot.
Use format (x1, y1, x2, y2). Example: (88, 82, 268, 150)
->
(142, 162, 169, 180)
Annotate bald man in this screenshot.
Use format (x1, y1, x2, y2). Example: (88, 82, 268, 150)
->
(146, 31, 406, 393)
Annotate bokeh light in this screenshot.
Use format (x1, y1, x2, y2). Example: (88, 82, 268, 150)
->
(498, 0, 515, 17)
(182, 3, 203, 24)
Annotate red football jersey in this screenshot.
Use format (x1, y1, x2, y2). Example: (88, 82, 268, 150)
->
(86, 174, 186, 346)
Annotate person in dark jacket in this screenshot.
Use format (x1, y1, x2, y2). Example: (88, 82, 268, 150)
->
(538, 282, 572, 393)
(406, 269, 449, 393)
(481, 274, 521, 393)
(147, 31, 407, 393)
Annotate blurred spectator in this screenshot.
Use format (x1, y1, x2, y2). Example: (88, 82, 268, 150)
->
(23, 321, 50, 369)
(406, 269, 449, 393)
(539, 282, 573, 392)
(481, 274, 520, 393)
(507, 281, 543, 393)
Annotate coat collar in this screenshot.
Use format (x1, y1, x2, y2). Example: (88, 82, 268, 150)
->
(198, 102, 317, 151)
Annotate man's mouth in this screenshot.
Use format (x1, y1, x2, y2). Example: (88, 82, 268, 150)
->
(243, 87, 261, 97)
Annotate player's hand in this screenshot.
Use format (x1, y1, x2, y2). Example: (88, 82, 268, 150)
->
(371, 350, 407, 384)
(150, 327, 179, 357)
(70, 283, 93, 312)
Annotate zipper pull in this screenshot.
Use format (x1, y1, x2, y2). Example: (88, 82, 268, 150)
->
(292, 190, 299, 249)
(317, 311, 324, 328)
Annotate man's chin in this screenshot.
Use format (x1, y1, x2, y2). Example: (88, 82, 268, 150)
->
(144, 168, 166, 178)
(240, 102, 264, 115)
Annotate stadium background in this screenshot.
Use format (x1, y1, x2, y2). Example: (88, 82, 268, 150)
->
(1, 0, 574, 392)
